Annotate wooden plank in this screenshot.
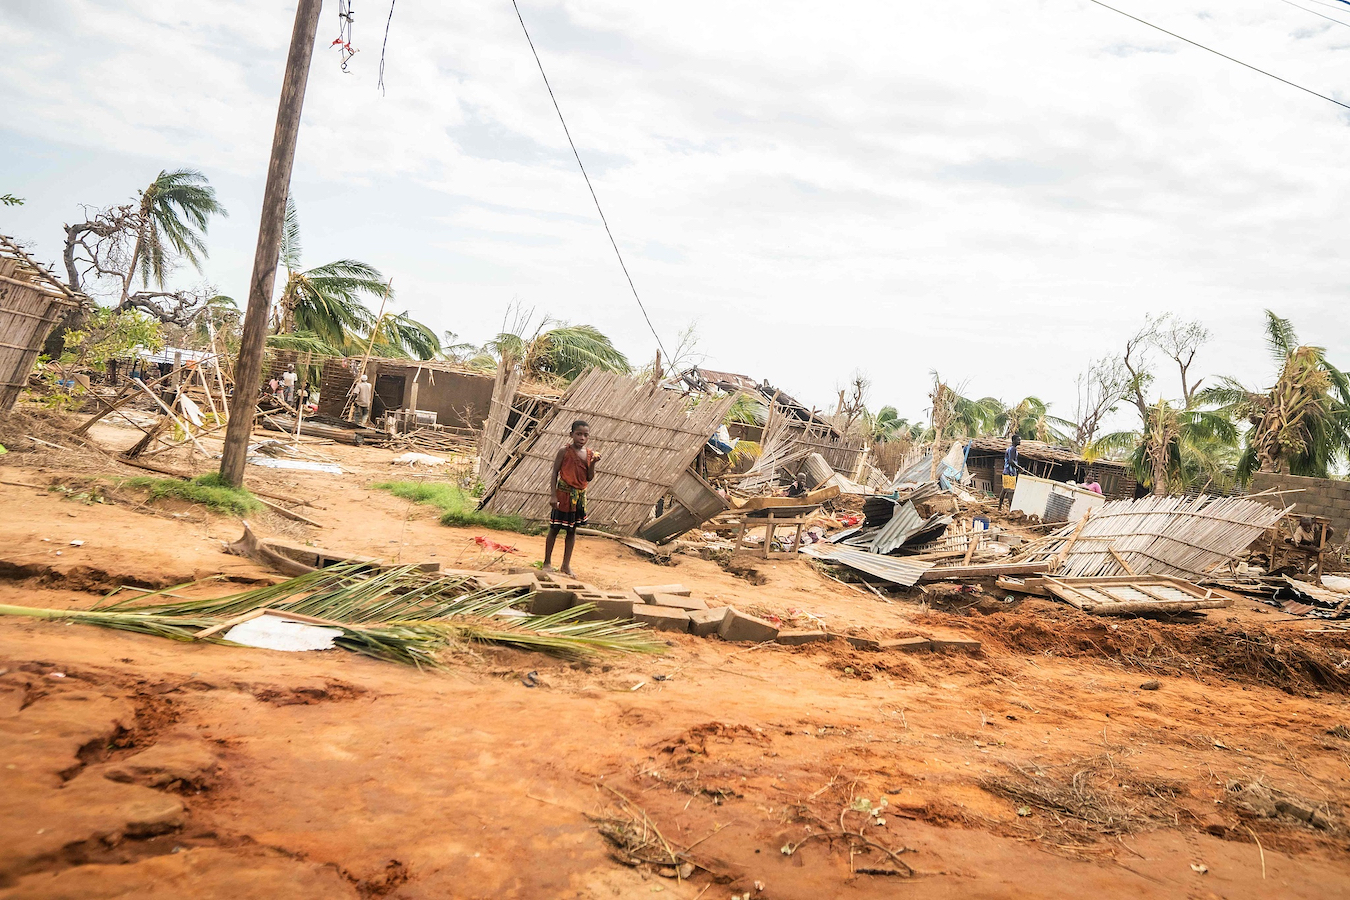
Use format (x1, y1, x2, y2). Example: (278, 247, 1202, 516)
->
(1108, 546, 1138, 576)
(918, 561, 1051, 582)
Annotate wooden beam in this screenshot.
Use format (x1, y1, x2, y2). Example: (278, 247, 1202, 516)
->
(918, 561, 1051, 582)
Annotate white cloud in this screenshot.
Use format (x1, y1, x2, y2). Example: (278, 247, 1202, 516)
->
(2, 0, 1348, 425)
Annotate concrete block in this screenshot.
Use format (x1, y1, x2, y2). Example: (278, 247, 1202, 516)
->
(576, 597, 636, 622)
(879, 637, 931, 653)
(686, 607, 730, 636)
(930, 636, 982, 653)
(529, 589, 578, 616)
(649, 592, 709, 611)
(634, 584, 691, 602)
(717, 607, 779, 643)
(632, 604, 690, 632)
(497, 573, 540, 591)
(776, 630, 829, 646)
(840, 634, 881, 651)
(508, 566, 535, 575)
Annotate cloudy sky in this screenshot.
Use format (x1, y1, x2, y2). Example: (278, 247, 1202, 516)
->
(3, 0, 1349, 427)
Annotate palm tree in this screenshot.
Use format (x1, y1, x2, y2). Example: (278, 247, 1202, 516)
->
(123, 169, 227, 305)
(272, 196, 385, 343)
(1088, 400, 1237, 495)
(487, 321, 630, 383)
(997, 396, 1073, 444)
(268, 196, 440, 360)
(871, 406, 923, 443)
(1201, 311, 1350, 478)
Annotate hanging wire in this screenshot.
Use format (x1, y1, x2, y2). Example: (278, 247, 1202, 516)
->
(1085, 0, 1350, 112)
(377, 0, 397, 94)
(509, 0, 670, 362)
(332, 0, 356, 72)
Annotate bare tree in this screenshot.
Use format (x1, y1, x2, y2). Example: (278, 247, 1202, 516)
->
(1068, 354, 1130, 451)
(836, 371, 871, 437)
(1151, 313, 1210, 406)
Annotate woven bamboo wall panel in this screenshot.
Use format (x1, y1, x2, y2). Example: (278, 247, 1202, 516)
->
(1026, 494, 1289, 579)
(0, 258, 69, 413)
(481, 369, 736, 533)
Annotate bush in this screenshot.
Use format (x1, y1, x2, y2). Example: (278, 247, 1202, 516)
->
(373, 481, 538, 533)
(123, 474, 262, 516)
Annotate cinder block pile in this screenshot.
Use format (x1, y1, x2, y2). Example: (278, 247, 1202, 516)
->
(487, 571, 981, 652)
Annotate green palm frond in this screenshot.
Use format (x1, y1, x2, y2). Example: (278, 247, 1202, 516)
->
(136, 169, 227, 287)
(0, 563, 667, 667)
(1085, 430, 1140, 461)
(279, 193, 303, 272)
(723, 392, 767, 426)
(1263, 309, 1299, 365)
(266, 330, 342, 355)
(535, 324, 631, 380)
(368, 311, 442, 360)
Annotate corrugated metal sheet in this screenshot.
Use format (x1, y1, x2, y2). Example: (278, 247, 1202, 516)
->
(1276, 577, 1350, 618)
(871, 501, 923, 554)
(800, 544, 935, 587)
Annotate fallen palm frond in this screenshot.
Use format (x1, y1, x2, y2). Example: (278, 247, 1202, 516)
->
(1, 563, 664, 666)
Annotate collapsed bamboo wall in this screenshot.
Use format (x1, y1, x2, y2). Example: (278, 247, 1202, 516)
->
(0, 251, 75, 414)
(739, 402, 866, 492)
(1023, 494, 1289, 579)
(479, 369, 736, 533)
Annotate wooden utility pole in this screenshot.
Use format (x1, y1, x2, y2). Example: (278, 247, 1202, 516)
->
(219, 0, 324, 488)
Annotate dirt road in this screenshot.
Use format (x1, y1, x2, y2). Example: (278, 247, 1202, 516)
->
(2, 427, 1348, 899)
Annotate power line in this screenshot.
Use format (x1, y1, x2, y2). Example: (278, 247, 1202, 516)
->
(1279, 0, 1350, 29)
(1298, 0, 1350, 16)
(1085, 0, 1350, 112)
(509, 0, 670, 361)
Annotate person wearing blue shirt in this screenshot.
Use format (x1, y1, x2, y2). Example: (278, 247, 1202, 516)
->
(999, 435, 1021, 510)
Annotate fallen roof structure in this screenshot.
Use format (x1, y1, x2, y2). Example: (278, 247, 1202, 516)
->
(478, 369, 736, 534)
(1020, 494, 1290, 580)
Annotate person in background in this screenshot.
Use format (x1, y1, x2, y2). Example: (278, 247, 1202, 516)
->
(543, 420, 601, 577)
(999, 435, 1021, 510)
(281, 365, 298, 406)
(1085, 480, 1103, 495)
(349, 374, 373, 425)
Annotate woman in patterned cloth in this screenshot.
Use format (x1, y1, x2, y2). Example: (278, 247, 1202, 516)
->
(542, 420, 601, 576)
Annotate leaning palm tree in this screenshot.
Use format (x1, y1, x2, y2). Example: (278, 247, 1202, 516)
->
(1088, 400, 1237, 495)
(486, 320, 630, 383)
(359, 311, 443, 360)
(122, 168, 227, 306)
(1201, 311, 1350, 478)
(271, 196, 386, 348)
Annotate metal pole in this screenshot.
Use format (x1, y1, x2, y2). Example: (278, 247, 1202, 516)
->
(219, 0, 324, 487)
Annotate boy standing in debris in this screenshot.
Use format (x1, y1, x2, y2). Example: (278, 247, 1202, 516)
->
(543, 420, 601, 577)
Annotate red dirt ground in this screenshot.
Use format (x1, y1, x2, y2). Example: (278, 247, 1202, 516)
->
(2, 418, 1349, 899)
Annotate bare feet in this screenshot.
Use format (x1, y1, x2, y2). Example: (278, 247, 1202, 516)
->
(540, 563, 555, 572)
(560, 566, 576, 578)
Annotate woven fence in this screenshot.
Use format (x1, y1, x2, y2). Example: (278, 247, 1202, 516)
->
(479, 369, 735, 533)
(0, 238, 77, 413)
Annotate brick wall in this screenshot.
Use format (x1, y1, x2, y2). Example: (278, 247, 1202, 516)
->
(1249, 472, 1350, 547)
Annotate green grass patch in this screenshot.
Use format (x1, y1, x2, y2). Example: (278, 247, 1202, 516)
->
(374, 481, 539, 534)
(123, 474, 262, 516)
